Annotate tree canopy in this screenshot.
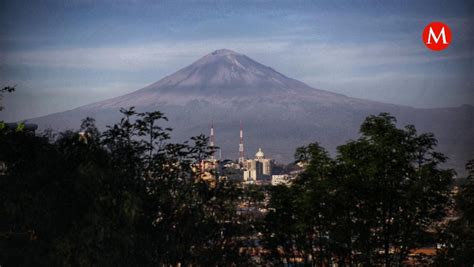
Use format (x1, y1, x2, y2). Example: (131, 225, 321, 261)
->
(264, 113, 455, 266)
(0, 99, 470, 266)
(0, 108, 248, 266)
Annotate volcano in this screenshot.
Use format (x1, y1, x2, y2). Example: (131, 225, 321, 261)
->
(28, 49, 474, 173)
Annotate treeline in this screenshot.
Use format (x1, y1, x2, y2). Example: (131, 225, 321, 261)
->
(1, 105, 473, 266)
(263, 113, 473, 266)
(1, 108, 250, 266)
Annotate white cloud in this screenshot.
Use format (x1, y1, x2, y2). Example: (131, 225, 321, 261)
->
(1, 39, 291, 71)
(3, 36, 470, 75)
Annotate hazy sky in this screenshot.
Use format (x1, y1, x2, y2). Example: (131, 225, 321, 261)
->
(1, 0, 473, 121)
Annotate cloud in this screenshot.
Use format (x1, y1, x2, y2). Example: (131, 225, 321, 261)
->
(2, 37, 471, 74)
(1, 39, 291, 71)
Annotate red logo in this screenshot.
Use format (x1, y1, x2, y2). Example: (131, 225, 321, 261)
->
(422, 22, 452, 51)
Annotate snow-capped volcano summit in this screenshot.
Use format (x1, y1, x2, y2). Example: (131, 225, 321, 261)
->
(83, 49, 346, 109)
(137, 49, 312, 94)
(210, 48, 238, 55)
(27, 49, 473, 173)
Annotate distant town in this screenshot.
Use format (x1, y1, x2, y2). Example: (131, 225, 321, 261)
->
(199, 122, 304, 187)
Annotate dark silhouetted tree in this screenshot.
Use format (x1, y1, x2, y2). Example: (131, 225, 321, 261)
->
(264, 113, 454, 266)
(1, 107, 248, 266)
(435, 159, 474, 266)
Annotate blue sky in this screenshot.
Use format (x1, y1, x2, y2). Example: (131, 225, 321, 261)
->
(1, 0, 473, 121)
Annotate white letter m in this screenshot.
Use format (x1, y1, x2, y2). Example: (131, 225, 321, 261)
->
(427, 27, 447, 44)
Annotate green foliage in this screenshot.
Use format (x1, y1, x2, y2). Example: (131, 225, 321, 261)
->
(0, 86, 15, 111)
(0, 108, 247, 266)
(264, 142, 337, 265)
(435, 160, 474, 265)
(264, 113, 454, 266)
(0, 107, 464, 266)
(15, 122, 25, 132)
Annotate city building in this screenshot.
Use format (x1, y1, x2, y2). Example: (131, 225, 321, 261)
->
(271, 174, 292, 186)
(198, 159, 218, 187)
(243, 148, 272, 183)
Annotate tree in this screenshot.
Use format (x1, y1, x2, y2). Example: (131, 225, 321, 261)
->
(335, 113, 453, 266)
(264, 143, 338, 266)
(264, 113, 454, 266)
(0, 86, 16, 131)
(435, 159, 474, 266)
(0, 86, 15, 111)
(1, 107, 247, 266)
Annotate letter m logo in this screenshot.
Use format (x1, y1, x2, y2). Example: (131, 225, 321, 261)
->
(427, 27, 447, 44)
(422, 22, 452, 51)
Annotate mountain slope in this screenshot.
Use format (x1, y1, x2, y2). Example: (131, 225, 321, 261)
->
(28, 49, 474, 174)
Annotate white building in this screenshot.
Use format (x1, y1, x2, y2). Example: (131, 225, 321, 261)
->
(243, 148, 272, 182)
(271, 174, 293, 186)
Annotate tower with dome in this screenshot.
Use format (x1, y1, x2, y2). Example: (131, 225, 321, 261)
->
(243, 148, 273, 183)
